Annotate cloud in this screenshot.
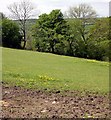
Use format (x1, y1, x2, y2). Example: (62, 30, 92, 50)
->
(37, 0, 109, 17)
(0, 0, 109, 17)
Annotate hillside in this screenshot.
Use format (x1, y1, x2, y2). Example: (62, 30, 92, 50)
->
(2, 47, 109, 93)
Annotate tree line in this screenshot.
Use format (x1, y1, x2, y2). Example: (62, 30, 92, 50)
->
(1, 1, 110, 61)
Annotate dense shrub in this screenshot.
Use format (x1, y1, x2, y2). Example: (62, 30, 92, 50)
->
(2, 18, 22, 48)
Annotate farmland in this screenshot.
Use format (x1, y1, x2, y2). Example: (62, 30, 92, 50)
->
(2, 47, 109, 93)
(1, 47, 110, 118)
(1, 1, 110, 118)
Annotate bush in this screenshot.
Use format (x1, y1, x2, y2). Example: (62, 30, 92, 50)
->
(2, 18, 22, 48)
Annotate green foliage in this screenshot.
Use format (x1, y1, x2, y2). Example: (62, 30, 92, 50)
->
(2, 18, 22, 48)
(0, 19, 2, 46)
(33, 10, 69, 53)
(66, 17, 109, 61)
(32, 9, 109, 61)
(88, 18, 109, 61)
(20, 10, 109, 62)
(2, 10, 109, 61)
(3, 47, 109, 93)
(67, 19, 84, 56)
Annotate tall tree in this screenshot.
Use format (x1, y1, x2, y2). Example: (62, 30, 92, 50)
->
(8, 0, 36, 49)
(33, 10, 69, 53)
(66, 3, 97, 19)
(48, 10, 69, 53)
(87, 18, 109, 60)
(66, 3, 97, 58)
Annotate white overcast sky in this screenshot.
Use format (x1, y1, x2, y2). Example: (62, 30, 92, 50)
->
(0, 0, 110, 18)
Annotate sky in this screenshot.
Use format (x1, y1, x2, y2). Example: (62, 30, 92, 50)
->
(0, 0, 110, 18)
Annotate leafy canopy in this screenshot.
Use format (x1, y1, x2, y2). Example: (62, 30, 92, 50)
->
(33, 10, 69, 53)
(2, 18, 22, 48)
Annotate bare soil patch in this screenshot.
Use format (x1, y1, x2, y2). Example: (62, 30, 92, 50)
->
(1, 84, 110, 118)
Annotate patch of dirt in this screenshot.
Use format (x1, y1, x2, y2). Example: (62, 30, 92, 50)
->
(1, 84, 110, 118)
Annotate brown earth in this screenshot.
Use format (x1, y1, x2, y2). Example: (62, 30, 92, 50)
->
(1, 84, 110, 118)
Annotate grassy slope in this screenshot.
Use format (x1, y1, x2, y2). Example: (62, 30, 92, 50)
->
(2, 47, 109, 93)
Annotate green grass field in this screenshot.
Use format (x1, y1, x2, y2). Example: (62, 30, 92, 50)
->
(2, 47, 109, 94)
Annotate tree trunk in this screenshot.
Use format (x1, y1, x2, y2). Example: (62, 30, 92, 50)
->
(50, 43, 55, 53)
(51, 45, 54, 53)
(50, 40, 55, 53)
(69, 41, 74, 56)
(23, 40, 26, 49)
(22, 26, 26, 49)
(81, 32, 88, 58)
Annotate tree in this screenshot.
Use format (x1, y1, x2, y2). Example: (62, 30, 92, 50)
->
(0, 13, 4, 46)
(33, 10, 69, 54)
(66, 3, 97, 58)
(66, 3, 97, 19)
(48, 10, 69, 53)
(109, 16, 111, 61)
(2, 18, 22, 48)
(87, 18, 109, 61)
(0, 12, 6, 19)
(8, 0, 36, 49)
